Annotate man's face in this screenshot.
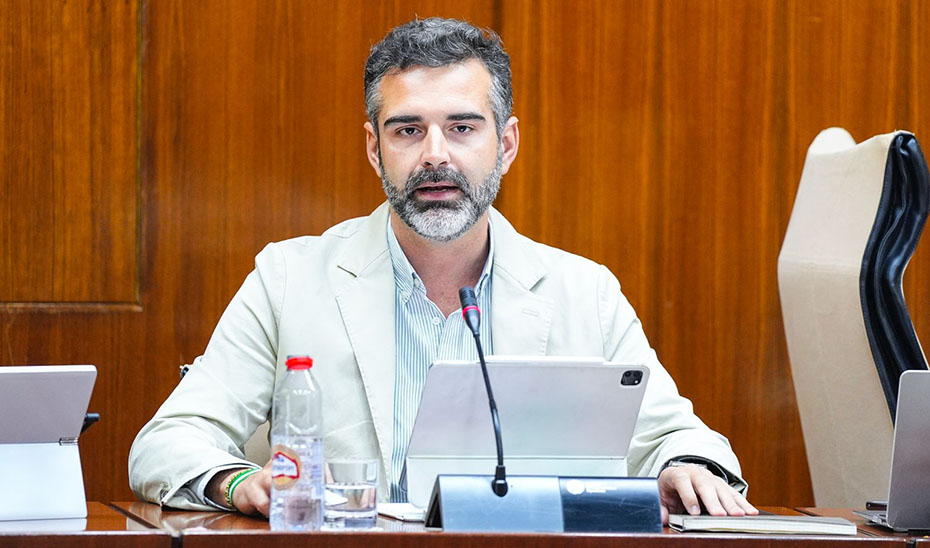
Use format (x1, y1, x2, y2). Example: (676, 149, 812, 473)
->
(364, 59, 518, 242)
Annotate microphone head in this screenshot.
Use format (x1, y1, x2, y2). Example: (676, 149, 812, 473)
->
(458, 286, 478, 309)
(459, 286, 481, 335)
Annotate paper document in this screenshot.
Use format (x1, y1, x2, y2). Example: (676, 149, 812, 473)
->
(378, 503, 425, 522)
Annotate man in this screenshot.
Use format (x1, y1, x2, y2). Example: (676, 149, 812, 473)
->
(130, 17, 758, 524)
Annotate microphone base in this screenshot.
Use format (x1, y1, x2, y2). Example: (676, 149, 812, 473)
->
(424, 474, 661, 533)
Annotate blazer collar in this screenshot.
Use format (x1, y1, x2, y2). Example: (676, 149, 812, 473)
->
(335, 202, 392, 277)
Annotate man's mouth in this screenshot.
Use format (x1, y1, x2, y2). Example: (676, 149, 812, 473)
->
(415, 182, 461, 195)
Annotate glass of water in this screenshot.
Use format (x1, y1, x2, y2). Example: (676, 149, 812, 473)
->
(322, 459, 379, 530)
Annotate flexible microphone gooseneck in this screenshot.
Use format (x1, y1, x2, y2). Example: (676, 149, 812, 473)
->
(458, 286, 508, 497)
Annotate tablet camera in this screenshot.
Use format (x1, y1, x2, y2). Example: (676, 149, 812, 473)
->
(620, 370, 643, 386)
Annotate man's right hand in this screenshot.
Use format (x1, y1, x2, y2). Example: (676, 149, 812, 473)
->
(208, 459, 273, 516)
(232, 458, 273, 516)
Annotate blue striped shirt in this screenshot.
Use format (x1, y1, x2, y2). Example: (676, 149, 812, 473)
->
(387, 219, 494, 502)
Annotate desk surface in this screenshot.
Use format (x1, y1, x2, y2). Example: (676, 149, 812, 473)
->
(110, 501, 904, 547)
(799, 508, 930, 542)
(0, 502, 172, 548)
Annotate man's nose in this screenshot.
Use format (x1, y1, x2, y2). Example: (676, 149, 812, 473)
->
(421, 125, 450, 169)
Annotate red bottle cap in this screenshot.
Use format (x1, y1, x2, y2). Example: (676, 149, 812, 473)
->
(285, 356, 313, 370)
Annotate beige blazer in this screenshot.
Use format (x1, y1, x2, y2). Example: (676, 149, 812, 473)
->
(129, 203, 743, 510)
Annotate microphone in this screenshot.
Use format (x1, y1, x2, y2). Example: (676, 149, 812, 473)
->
(459, 287, 481, 337)
(458, 287, 508, 497)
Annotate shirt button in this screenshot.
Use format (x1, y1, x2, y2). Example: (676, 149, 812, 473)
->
(432, 317, 441, 326)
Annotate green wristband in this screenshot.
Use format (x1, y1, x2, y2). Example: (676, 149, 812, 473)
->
(224, 468, 259, 510)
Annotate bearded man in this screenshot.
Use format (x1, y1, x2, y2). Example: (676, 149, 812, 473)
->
(130, 17, 757, 525)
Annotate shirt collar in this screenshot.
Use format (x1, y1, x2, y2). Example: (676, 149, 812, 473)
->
(387, 215, 495, 304)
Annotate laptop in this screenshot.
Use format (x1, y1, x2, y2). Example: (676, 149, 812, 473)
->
(854, 369, 930, 531)
(404, 356, 649, 508)
(0, 365, 97, 521)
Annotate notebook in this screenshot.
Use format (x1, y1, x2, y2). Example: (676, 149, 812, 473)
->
(853, 369, 930, 531)
(668, 514, 857, 536)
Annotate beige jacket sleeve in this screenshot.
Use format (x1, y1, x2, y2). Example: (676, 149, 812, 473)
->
(594, 265, 746, 490)
(128, 245, 285, 510)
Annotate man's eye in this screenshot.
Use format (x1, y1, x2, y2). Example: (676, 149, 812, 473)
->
(451, 125, 472, 133)
(398, 127, 419, 136)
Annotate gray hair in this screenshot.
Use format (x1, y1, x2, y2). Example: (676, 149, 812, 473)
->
(364, 17, 513, 137)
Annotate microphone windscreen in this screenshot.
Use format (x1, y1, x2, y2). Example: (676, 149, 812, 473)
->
(458, 286, 478, 309)
(459, 286, 481, 335)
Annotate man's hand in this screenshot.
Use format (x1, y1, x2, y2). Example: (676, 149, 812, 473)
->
(206, 459, 273, 516)
(657, 463, 758, 525)
(232, 459, 273, 516)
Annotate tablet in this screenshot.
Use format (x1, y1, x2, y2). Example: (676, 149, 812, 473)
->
(0, 365, 97, 521)
(405, 356, 648, 508)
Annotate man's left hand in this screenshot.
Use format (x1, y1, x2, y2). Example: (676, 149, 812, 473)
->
(657, 463, 758, 525)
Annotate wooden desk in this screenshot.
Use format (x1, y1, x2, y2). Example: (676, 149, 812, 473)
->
(799, 508, 930, 543)
(0, 502, 172, 548)
(112, 501, 905, 547)
(796, 508, 909, 539)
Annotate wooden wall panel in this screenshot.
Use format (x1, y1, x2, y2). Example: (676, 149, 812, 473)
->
(0, 0, 137, 303)
(910, 0, 930, 338)
(499, 0, 930, 505)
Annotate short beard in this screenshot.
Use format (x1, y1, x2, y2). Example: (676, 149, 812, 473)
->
(381, 150, 502, 242)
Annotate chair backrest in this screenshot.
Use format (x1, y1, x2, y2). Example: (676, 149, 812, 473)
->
(778, 128, 929, 507)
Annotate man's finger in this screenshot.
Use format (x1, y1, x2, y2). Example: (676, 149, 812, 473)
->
(254, 488, 270, 517)
(233, 483, 255, 514)
(233, 472, 266, 515)
(671, 470, 701, 515)
(692, 473, 725, 516)
(732, 490, 759, 515)
(713, 482, 745, 516)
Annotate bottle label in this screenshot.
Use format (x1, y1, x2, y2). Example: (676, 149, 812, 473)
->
(271, 445, 300, 489)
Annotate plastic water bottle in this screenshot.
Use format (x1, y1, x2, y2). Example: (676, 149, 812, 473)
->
(269, 356, 324, 531)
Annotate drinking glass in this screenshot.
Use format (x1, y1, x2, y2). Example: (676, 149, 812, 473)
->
(322, 459, 379, 530)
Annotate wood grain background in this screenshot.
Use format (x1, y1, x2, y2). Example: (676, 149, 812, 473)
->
(2, 0, 929, 507)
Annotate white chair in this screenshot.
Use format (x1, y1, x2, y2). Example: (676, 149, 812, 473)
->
(778, 128, 929, 507)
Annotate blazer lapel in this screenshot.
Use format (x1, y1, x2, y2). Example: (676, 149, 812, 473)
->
(334, 203, 395, 483)
(488, 208, 555, 356)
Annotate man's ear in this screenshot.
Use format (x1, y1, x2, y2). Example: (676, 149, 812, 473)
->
(499, 116, 520, 175)
(364, 121, 382, 177)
